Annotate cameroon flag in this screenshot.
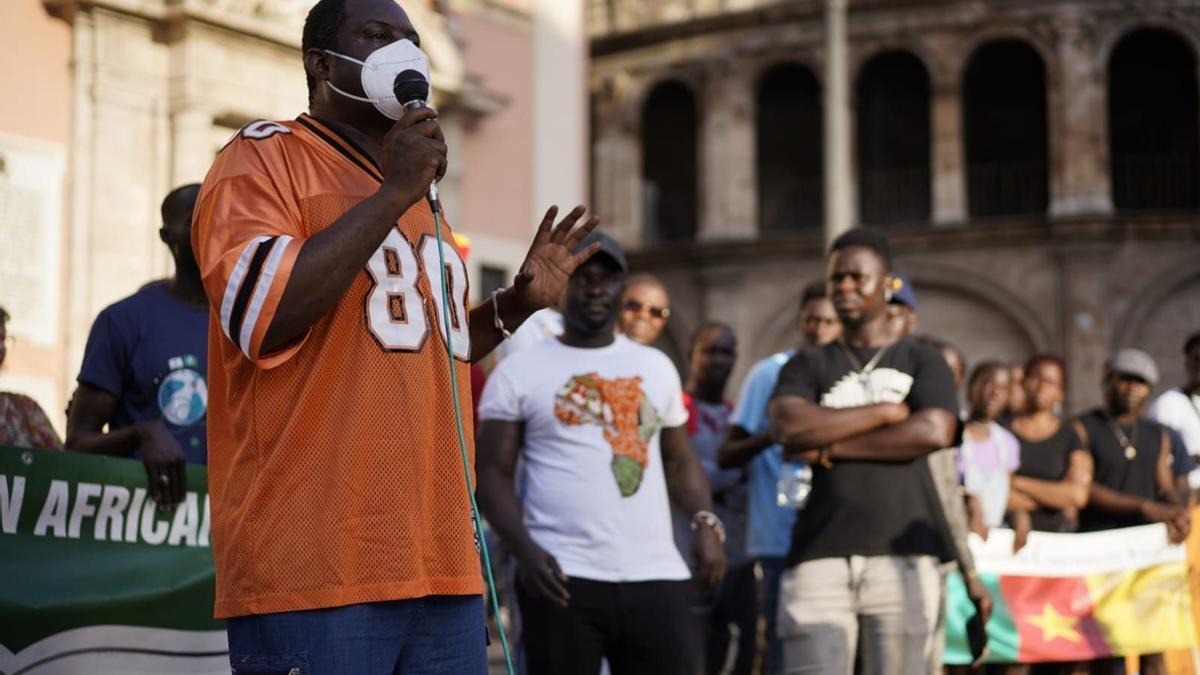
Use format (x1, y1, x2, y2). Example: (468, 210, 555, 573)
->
(944, 524, 1196, 664)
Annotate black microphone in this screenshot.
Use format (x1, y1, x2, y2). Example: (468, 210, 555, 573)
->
(393, 69, 441, 213)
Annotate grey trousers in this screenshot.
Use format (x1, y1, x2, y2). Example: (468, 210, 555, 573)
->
(777, 555, 942, 675)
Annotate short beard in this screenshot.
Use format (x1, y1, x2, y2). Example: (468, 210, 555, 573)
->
(1107, 397, 1138, 417)
(565, 310, 616, 338)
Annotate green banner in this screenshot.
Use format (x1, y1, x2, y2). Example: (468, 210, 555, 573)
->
(0, 446, 226, 674)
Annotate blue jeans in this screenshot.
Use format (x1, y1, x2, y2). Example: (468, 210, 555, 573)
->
(227, 595, 488, 674)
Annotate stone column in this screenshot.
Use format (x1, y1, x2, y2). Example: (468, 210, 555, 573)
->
(533, 0, 587, 224)
(1056, 245, 1111, 412)
(824, 0, 853, 245)
(170, 107, 214, 186)
(67, 6, 170, 356)
(699, 61, 757, 241)
(931, 79, 967, 225)
(591, 82, 643, 248)
(1048, 15, 1113, 217)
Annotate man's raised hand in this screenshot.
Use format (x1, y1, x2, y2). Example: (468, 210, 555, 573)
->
(510, 205, 601, 313)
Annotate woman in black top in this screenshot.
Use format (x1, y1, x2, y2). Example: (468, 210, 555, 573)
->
(1006, 355, 1093, 534)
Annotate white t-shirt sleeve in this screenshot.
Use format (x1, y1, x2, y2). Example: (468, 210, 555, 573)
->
(477, 362, 522, 422)
(1149, 391, 1183, 429)
(1150, 390, 1200, 456)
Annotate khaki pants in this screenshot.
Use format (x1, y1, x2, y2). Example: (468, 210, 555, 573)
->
(777, 555, 942, 675)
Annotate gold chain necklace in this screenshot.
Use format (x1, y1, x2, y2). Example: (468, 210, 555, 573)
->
(1106, 415, 1138, 461)
(836, 339, 892, 385)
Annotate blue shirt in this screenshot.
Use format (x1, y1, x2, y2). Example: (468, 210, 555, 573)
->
(730, 350, 797, 558)
(77, 281, 209, 464)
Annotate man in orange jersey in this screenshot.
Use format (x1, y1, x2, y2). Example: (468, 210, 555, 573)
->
(192, 0, 599, 671)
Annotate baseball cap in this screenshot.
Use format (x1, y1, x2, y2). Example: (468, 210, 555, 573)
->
(889, 273, 918, 310)
(1106, 348, 1159, 386)
(575, 229, 627, 273)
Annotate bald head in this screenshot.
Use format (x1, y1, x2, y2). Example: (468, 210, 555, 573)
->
(161, 184, 201, 236)
(159, 184, 202, 283)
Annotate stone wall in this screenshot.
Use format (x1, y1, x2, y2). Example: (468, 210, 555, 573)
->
(592, 0, 1200, 410)
(631, 221, 1199, 412)
(25, 0, 520, 430)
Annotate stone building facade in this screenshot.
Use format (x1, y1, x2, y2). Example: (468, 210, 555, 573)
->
(589, 0, 1200, 410)
(0, 0, 589, 432)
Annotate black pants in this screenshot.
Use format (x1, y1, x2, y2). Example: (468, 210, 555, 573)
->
(697, 561, 757, 675)
(517, 576, 699, 675)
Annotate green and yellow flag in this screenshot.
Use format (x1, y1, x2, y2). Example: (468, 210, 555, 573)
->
(945, 523, 1196, 664)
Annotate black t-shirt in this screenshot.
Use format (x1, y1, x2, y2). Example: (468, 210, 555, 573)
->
(771, 337, 960, 565)
(1009, 420, 1083, 532)
(1078, 409, 1166, 532)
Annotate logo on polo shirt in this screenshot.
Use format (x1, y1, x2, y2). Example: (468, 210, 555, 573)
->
(158, 355, 208, 427)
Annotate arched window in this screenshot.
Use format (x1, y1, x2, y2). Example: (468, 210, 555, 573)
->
(857, 51, 931, 225)
(641, 81, 698, 244)
(964, 40, 1049, 218)
(757, 63, 823, 234)
(1109, 29, 1199, 211)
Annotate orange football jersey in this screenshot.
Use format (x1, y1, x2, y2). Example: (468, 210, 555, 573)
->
(193, 115, 481, 619)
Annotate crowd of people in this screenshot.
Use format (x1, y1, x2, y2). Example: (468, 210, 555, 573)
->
(472, 226, 1197, 675)
(0, 171, 1198, 675)
(1, 0, 1198, 673)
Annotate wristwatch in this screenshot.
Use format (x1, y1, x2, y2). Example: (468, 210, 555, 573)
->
(690, 510, 726, 544)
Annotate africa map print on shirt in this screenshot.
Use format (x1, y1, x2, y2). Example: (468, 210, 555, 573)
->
(555, 373, 662, 497)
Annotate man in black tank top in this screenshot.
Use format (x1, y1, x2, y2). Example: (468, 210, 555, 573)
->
(769, 229, 961, 675)
(1077, 349, 1190, 675)
(1078, 349, 1189, 540)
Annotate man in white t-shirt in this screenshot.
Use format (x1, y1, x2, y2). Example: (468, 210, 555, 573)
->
(476, 230, 725, 675)
(1149, 331, 1200, 459)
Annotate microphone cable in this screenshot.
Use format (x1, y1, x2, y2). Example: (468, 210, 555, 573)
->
(429, 202, 516, 675)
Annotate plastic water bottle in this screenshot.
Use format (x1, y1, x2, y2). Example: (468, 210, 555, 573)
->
(775, 461, 812, 509)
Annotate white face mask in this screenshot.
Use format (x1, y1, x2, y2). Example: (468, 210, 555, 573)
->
(324, 39, 431, 120)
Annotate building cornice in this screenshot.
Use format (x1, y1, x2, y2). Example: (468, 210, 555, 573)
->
(42, 0, 475, 99)
(589, 0, 1200, 58)
(625, 216, 1200, 269)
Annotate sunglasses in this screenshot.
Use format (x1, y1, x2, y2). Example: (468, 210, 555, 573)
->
(622, 299, 670, 320)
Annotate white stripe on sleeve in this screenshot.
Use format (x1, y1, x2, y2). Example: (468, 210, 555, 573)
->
(219, 235, 271, 342)
(238, 235, 294, 359)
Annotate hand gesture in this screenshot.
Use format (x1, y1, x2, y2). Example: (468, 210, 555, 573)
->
(510, 206, 601, 314)
(690, 526, 726, 592)
(965, 572, 993, 666)
(516, 541, 571, 608)
(379, 107, 448, 208)
(1143, 500, 1191, 544)
(785, 447, 823, 464)
(965, 572, 993, 626)
(1009, 509, 1032, 554)
(137, 420, 187, 509)
(966, 494, 989, 540)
